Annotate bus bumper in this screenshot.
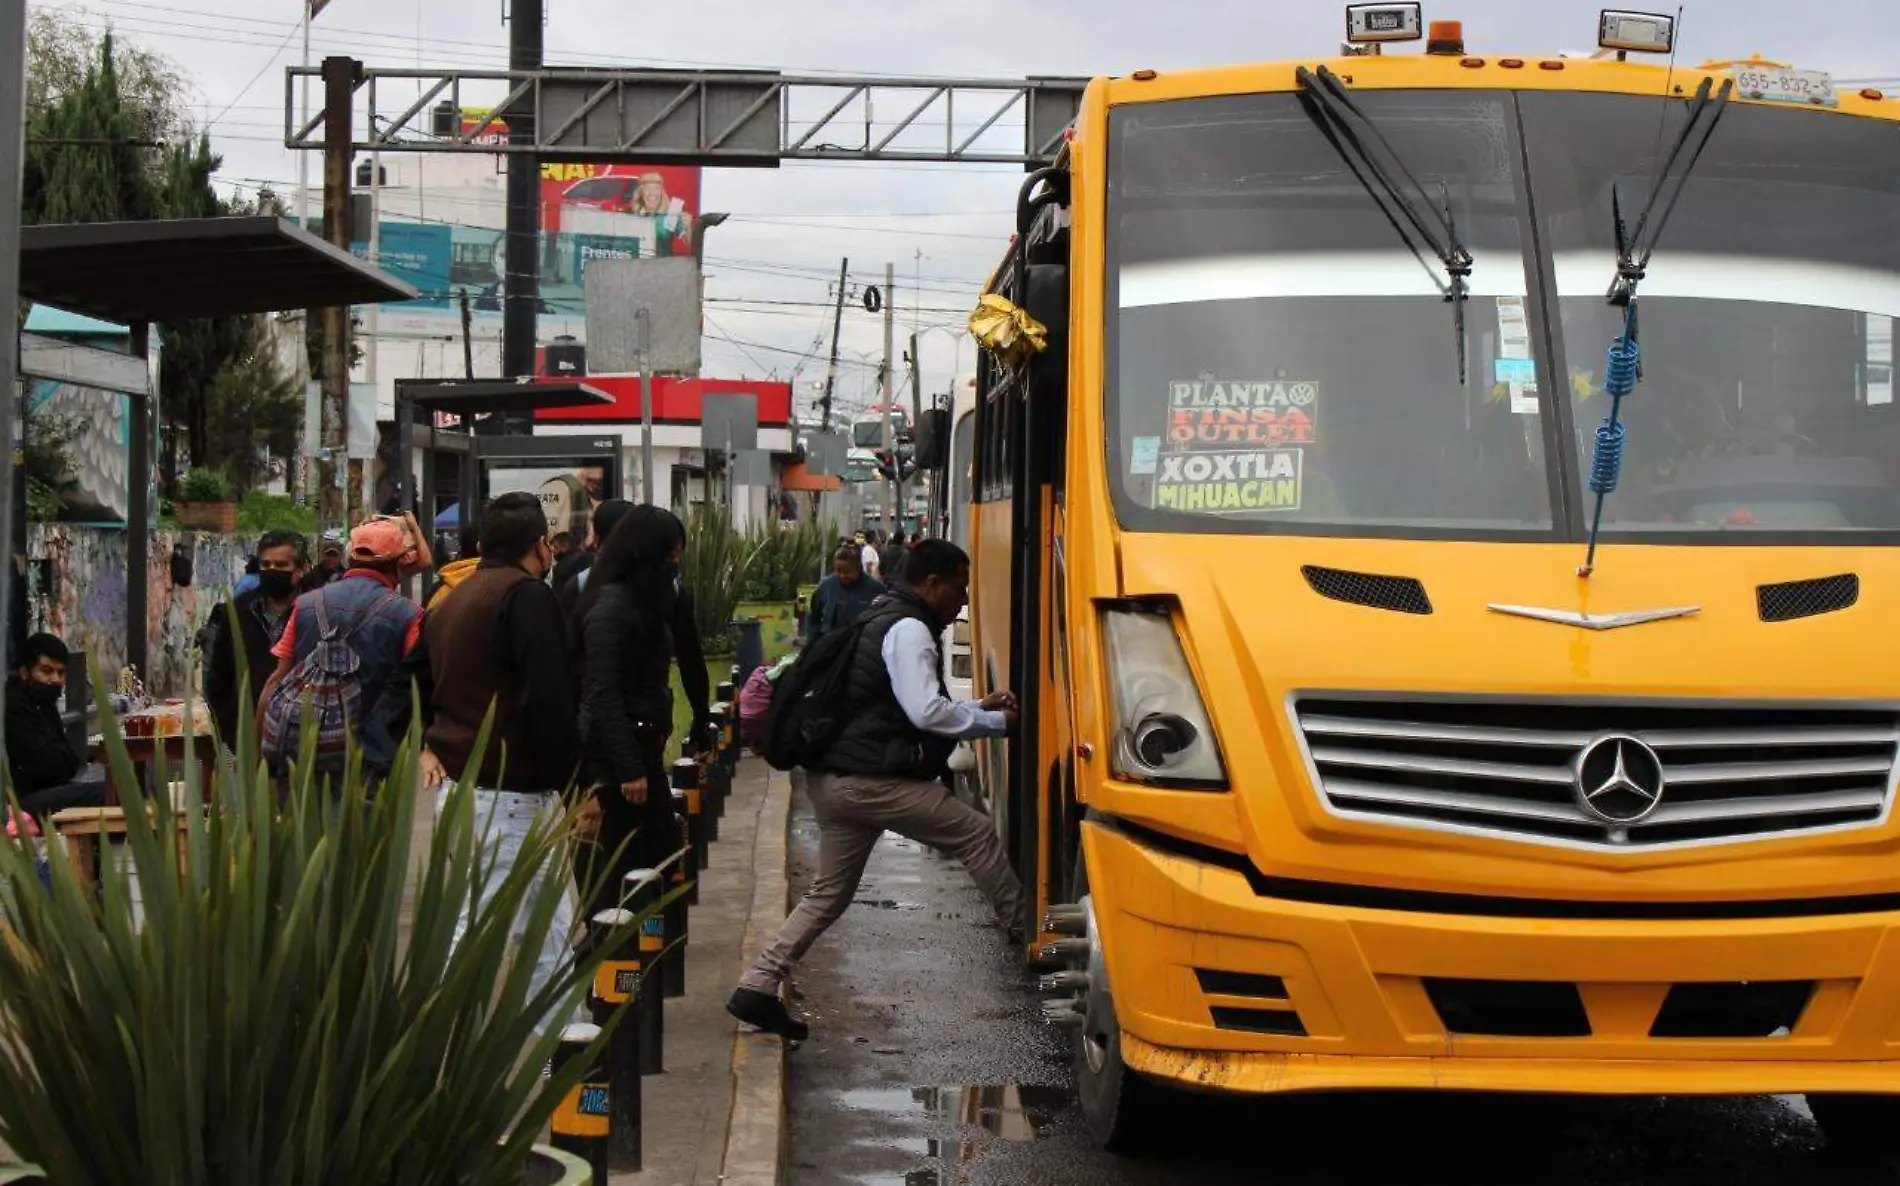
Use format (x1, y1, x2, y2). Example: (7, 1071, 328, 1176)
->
(1083, 820, 1900, 1096)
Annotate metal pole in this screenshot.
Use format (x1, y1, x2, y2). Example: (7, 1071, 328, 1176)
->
(295, 1, 312, 502)
(320, 56, 359, 531)
(636, 309, 653, 505)
(880, 262, 896, 538)
(362, 149, 381, 518)
(820, 258, 847, 431)
(501, 0, 543, 410)
(0, 0, 24, 710)
(126, 324, 151, 684)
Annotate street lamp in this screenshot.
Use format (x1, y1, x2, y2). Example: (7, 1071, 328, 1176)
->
(690, 210, 730, 261)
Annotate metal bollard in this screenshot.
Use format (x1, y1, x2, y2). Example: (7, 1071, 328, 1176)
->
(664, 796, 691, 1001)
(621, 868, 665, 1075)
(588, 909, 642, 1174)
(672, 757, 707, 886)
(550, 1022, 608, 1186)
(696, 747, 722, 844)
(706, 705, 732, 830)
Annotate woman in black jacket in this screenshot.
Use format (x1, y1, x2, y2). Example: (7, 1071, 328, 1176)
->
(574, 505, 689, 914)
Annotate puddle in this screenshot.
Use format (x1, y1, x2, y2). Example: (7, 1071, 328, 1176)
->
(853, 897, 923, 911)
(839, 1082, 1068, 1183)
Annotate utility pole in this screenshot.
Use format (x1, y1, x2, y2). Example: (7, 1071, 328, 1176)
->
(635, 308, 653, 505)
(295, 0, 313, 501)
(1, 0, 26, 738)
(909, 330, 926, 536)
(319, 55, 359, 530)
(501, 0, 543, 423)
(459, 290, 476, 380)
(819, 257, 847, 431)
(880, 261, 897, 538)
(361, 147, 381, 519)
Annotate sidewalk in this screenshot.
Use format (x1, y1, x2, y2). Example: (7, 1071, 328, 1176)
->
(617, 762, 792, 1186)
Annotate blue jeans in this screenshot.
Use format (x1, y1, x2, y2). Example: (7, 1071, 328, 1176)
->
(437, 784, 581, 1036)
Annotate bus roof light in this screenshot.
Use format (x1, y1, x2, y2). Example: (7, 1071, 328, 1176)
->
(1345, 4, 1423, 44)
(1426, 20, 1465, 55)
(1598, 9, 1675, 55)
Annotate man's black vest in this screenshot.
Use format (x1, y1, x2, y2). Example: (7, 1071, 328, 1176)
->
(817, 589, 956, 779)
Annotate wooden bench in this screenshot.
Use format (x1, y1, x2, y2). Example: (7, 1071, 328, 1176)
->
(48, 806, 193, 889)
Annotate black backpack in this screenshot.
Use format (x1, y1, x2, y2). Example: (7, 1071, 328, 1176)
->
(762, 615, 873, 772)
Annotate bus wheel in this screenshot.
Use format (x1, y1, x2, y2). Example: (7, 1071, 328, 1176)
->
(1057, 866, 1164, 1154)
(1808, 1094, 1900, 1161)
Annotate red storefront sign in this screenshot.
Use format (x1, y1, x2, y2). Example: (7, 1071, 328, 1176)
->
(534, 376, 792, 426)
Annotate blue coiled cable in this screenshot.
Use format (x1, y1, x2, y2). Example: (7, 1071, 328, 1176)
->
(1580, 306, 1641, 575)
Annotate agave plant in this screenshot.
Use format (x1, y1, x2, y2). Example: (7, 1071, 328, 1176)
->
(736, 519, 824, 603)
(0, 679, 641, 1186)
(681, 503, 743, 655)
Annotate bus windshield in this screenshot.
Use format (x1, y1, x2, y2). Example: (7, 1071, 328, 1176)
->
(1107, 88, 1900, 541)
(1525, 91, 1900, 537)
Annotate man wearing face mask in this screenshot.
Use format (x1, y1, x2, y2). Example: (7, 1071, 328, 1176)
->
(204, 530, 307, 746)
(6, 633, 104, 814)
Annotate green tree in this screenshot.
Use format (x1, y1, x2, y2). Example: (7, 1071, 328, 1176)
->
(21, 18, 306, 499)
(25, 7, 189, 149)
(205, 329, 302, 494)
(23, 32, 159, 226)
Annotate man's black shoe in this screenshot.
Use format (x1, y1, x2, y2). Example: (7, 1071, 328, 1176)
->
(728, 987, 810, 1041)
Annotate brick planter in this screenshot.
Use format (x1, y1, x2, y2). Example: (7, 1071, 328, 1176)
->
(173, 500, 237, 534)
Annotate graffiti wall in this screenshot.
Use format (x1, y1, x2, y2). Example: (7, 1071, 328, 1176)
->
(24, 525, 249, 698)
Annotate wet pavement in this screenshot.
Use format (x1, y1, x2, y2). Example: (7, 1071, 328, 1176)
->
(781, 784, 1896, 1185)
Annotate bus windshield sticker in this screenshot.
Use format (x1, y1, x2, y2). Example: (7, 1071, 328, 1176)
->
(1148, 378, 1318, 513)
(1166, 379, 1319, 448)
(1129, 435, 1161, 474)
(1494, 357, 1539, 415)
(1154, 449, 1303, 513)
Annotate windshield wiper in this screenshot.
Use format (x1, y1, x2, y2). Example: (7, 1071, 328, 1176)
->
(1295, 64, 1475, 383)
(1606, 75, 1734, 306)
(1578, 76, 1735, 577)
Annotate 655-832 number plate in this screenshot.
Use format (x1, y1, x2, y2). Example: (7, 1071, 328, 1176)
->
(1729, 65, 1836, 107)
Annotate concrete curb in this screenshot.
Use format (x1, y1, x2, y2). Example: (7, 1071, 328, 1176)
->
(719, 769, 792, 1186)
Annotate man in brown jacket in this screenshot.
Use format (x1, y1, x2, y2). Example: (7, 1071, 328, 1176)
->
(414, 491, 584, 1030)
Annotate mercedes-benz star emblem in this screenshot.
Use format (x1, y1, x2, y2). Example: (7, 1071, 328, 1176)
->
(1574, 734, 1667, 826)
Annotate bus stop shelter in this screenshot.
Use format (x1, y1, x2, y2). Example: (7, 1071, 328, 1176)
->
(393, 379, 614, 540)
(11, 215, 418, 681)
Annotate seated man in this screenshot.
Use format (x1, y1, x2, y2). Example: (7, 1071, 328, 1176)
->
(6, 634, 104, 814)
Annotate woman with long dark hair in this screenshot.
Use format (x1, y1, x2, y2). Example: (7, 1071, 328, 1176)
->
(575, 505, 689, 912)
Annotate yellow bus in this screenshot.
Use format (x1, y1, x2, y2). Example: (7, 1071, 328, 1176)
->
(962, 5, 1900, 1154)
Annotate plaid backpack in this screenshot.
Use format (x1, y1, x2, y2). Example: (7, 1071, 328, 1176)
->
(260, 587, 399, 770)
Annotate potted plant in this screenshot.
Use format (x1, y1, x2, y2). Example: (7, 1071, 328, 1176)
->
(0, 693, 642, 1186)
(173, 467, 237, 533)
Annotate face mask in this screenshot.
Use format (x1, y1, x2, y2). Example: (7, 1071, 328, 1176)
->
(257, 570, 297, 598)
(26, 683, 61, 706)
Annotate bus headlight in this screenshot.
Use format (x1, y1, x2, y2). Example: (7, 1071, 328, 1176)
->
(1101, 605, 1227, 787)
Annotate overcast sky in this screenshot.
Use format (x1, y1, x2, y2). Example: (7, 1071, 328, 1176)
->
(32, 0, 1900, 412)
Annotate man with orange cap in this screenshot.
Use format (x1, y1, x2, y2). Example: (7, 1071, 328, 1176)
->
(256, 516, 425, 774)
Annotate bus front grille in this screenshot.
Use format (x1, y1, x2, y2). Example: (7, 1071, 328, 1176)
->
(1293, 696, 1900, 850)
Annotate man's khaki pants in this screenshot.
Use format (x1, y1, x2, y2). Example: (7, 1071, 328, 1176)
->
(739, 770, 1027, 994)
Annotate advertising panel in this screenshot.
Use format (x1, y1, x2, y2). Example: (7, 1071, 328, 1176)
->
(482, 460, 611, 543)
(350, 109, 702, 317)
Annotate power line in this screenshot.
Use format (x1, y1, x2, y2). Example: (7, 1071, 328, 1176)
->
(202, 14, 304, 131)
(74, 0, 1029, 82)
